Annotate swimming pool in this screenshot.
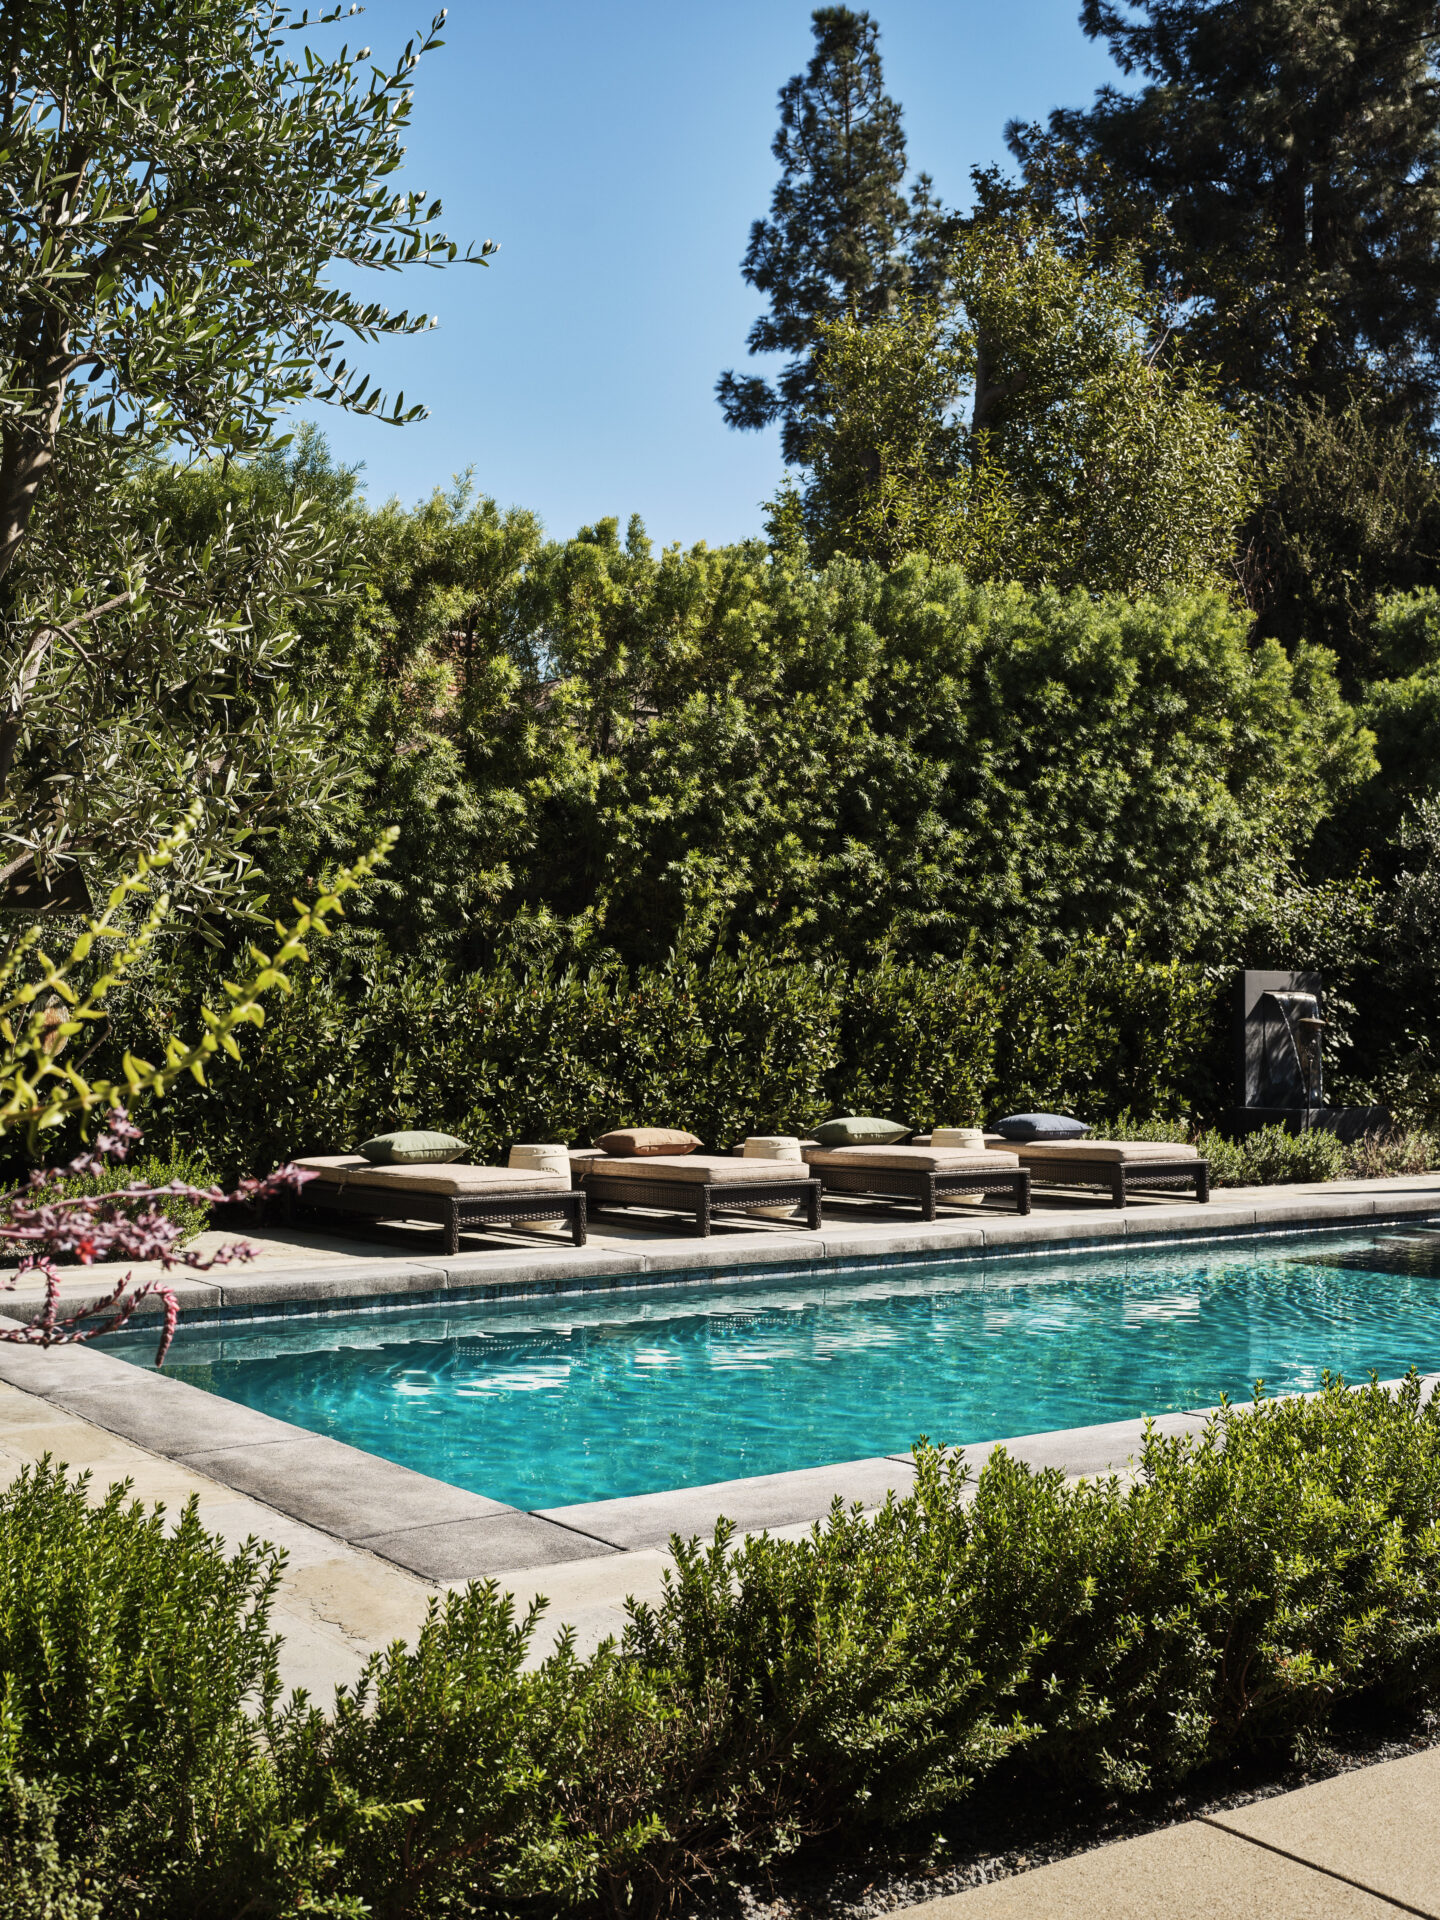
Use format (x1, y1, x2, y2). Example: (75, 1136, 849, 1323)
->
(114, 1227, 1440, 1509)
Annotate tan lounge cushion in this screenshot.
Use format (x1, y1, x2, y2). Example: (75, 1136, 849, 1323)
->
(803, 1146, 1020, 1172)
(586, 1153, 812, 1186)
(1011, 1139, 1200, 1165)
(293, 1155, 569, 1197)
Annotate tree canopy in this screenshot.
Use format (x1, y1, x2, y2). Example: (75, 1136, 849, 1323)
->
(0, 1, 484, 904)
(1010, 0, 1440, 428)
(796, 223, 1253, 591)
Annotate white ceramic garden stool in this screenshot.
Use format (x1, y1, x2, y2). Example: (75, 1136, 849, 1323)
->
(742, 1135, 805, 1219)
(508, 1143, 572, 1225)
(931, 1126, 986, 1150)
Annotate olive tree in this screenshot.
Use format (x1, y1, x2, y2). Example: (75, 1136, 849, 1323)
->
(0, 2, 488, 899)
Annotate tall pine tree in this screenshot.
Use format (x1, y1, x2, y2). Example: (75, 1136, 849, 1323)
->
(717, 7, 945, 464)
(1009, 0, 1440, 428)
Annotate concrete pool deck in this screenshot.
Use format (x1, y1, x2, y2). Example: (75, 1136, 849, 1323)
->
(4, 1165, 1440, 1325)
(902, 1746, 1440, 1915)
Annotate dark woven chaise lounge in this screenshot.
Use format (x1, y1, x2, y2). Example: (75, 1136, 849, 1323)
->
(292, 1154, 587, 1253)
(1006, 1139, 1210, 1207)
(574, 1153, 822, 1237)
(802, 1144, 1031, 1217)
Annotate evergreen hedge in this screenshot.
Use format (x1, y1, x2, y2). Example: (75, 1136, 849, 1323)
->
(129, 942, 1218, 1177)
(6, 1377, 1440, 1916)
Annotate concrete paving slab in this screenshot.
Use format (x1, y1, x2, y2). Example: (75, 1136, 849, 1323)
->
(177, 1433, 516, 1538)
(904, 1818, 1402, 1917)
(0, 1386, 79, 1434)
(929, 1411, 1212, 1481)
(1374, 1191, 1440, 1219)
(1249, 1197, 1384, 1228)
(1124, 1204, 1258, 1239)
(436, 1248, 650, 1287)
(37, 1371, 310, 1455)
(258, 1607, 386, 1700)
(817, 1225, 989, 1261)
(361, 1510, 616, 1580)
(473, 1547, 673, 1616)
(217, 1261, 448, 1307)
(1207, 1745, 1440, 1916)
(539, 1454, 919, 1551)
(3, 1274, 225, 1319)
(633, 1235, 824, 1274)
(0, 1422, 211, 1508)
(280, 1555, 436, 1651)
(0, 1329, 180, 1398)
(978, 1215, 1130, 1253)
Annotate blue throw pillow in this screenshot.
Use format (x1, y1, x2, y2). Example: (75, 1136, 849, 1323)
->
(994, 1113, 1090, 1142)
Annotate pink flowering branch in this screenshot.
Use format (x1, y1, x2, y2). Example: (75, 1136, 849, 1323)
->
(0, 1106, 314, 1366)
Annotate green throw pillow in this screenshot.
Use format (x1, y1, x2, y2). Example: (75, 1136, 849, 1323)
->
(811, 1115, 911, 1148)
(358, 1130, 468, 1166)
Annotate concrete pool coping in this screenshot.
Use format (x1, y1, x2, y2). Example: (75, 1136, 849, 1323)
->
(1, 1179, 1439, 1581)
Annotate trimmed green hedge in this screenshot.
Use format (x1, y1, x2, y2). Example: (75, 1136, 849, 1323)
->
(7, 1378, 1440, 1916)
(125, 942, 1217, 1178)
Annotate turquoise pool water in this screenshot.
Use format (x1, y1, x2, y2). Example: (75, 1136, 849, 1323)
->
(114, 1228, 1440, 1508)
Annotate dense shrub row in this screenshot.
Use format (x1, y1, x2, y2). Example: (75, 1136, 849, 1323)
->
(6, 1377, 1440, 1917)
(119, 943, 1217, 1179)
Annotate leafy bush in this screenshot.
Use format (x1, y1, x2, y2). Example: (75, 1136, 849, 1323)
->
(19, 1151, 217, 1255)
(1107, 1114, 1427, 1186)
(11, 1382, 1440, 1915)
(1348, 1128, 1440, 1178)
(0, 1460, 282, 1910)
(0, 1776, 102, 1920)
(1198, 1122, 1350, 1186)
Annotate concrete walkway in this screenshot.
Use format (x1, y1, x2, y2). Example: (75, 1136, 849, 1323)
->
(905, 1746, 1440, 1916)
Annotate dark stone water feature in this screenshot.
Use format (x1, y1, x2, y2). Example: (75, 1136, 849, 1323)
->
(1229, 968, 1388, 1141)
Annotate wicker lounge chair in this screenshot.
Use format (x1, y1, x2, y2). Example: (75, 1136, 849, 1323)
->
(801, 1144, 1031, 1217)
(574, 1152, 822, 1236)
(1005, 1139, 1209, 1207)
(292, 1155, 587, 1252)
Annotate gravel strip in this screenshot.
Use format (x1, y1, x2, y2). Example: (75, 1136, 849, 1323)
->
(692, 1712, 1440, 1919)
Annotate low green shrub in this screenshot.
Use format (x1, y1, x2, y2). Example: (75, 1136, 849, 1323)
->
(1107, 1115, 1431, 1186)
(1199, 1122, 1350, 1186)
(0, 1460, 282, 1911)
(15, 1151, 216, 1256)
(9, 1381, 1440, 1916)
(1348, 1127, 1440, 1179)
(0, 1777, 102, 1920)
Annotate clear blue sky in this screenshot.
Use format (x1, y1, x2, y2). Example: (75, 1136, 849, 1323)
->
(310, 1, 1123, 546)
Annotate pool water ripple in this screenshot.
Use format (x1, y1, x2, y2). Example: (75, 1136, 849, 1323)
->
(114, 1230, 1440, 1508)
